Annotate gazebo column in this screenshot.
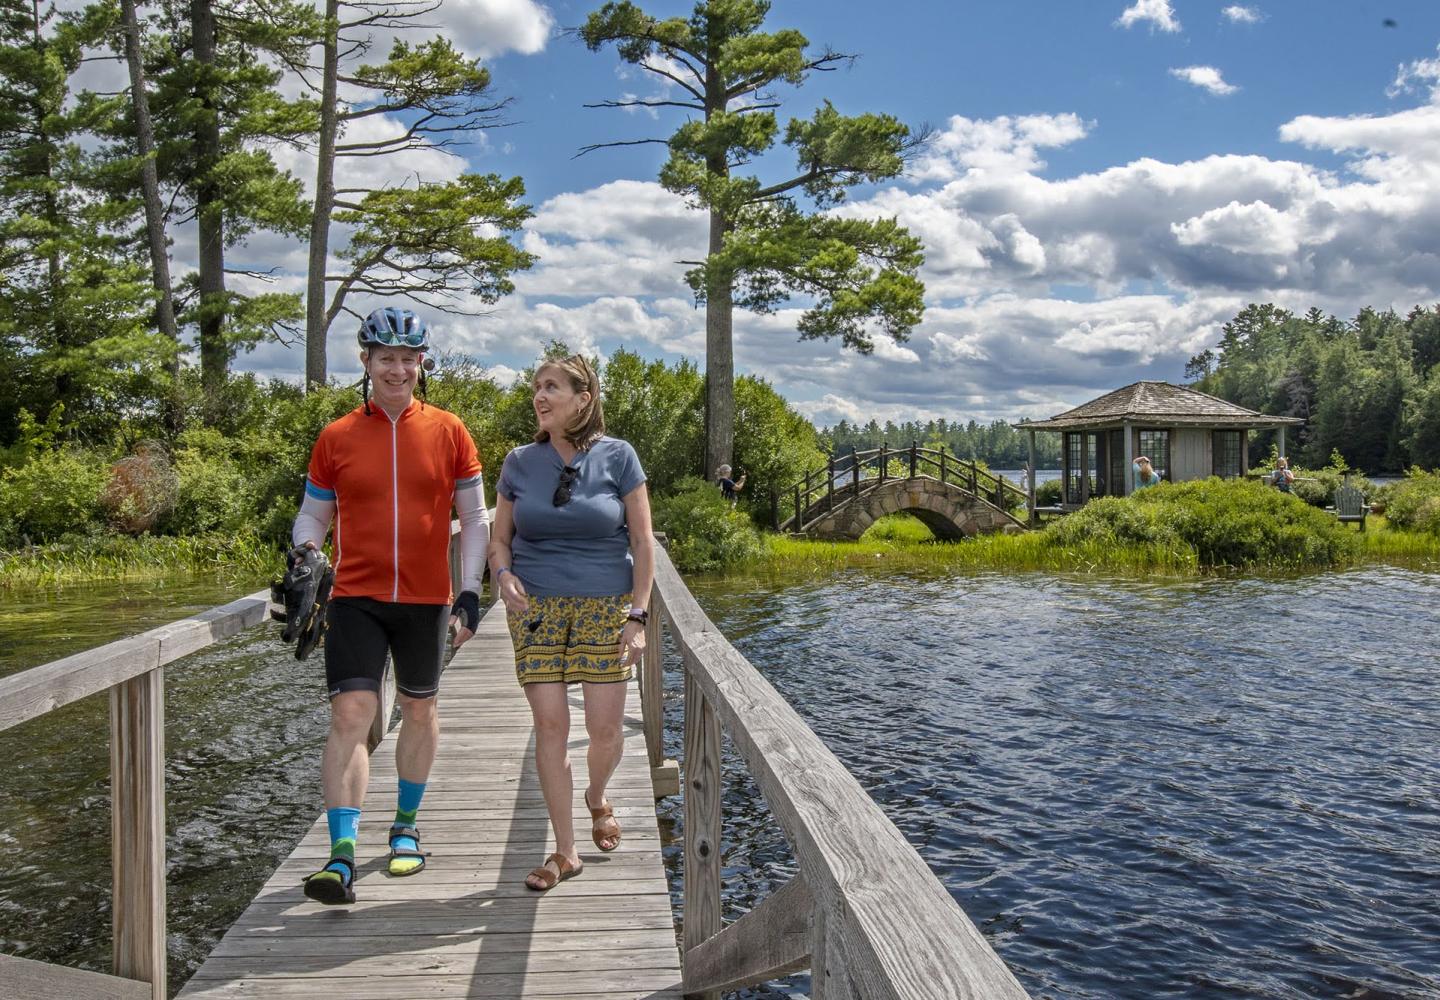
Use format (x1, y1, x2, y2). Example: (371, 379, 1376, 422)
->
(1123, 421, 1134, 496)
(1026, 429, 1036, 521)
(1278, 425, 1287, 460)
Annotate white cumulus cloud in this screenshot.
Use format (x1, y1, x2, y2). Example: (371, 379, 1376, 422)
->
(1222, 5, 1262, 24)
(1116, 0, 1181, 33)
(1170, 66, 1240, 96)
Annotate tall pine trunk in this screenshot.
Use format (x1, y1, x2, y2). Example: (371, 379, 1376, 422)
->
(304, 0, 339, 388)
(704, 206, 733, 478)
(119, 0, 181, 428)
(192, 0, 226, 418)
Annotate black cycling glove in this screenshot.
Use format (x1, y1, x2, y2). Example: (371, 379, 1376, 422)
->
(450, 590, 480, 633)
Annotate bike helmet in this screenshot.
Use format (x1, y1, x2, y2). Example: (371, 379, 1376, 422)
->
(358, 306, 429, 350)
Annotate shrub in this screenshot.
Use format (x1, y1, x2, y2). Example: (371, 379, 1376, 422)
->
(1045, 477, 1358, 569)
(0, 447, 109, 545)
(651, 476, 764, 572)
(1034, 477, 1063, 507)
(101, 441, 179, 534)
(1381, 469, 1440, 535)
(162, 428, 254, 535)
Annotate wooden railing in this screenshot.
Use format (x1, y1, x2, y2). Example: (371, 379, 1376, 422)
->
(640, 543, 1031, 998)
(0, 527, 463, 999)
(0, 590, 271, 1000)
(780, 443, 1028, 532)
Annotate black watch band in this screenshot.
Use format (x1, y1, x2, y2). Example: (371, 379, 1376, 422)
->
(626, 609, 649, 626)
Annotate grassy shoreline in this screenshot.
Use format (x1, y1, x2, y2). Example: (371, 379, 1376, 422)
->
(0, 531, 276, 591)
(5, 512, 1436, 594)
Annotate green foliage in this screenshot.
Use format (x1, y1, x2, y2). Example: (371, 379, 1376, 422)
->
(650, 476, 763, 572)
(1046, 478, 1358, 569)
(1034, 478, 1063, 507)
(1378, 469, 1440, 536)
(732, 374, 826, 524)
(161, 428, 254, 535)
(861, 513, 934, 543)
(600, 348, 703, 494)
(1193, 302, 1437, 473)
(0, 446, 109, 545)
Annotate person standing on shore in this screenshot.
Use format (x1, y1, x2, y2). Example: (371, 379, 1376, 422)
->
(487, 354, 655, 892)
(293, 307, 489, 905)
(715, 464, 746, 504)
(1272, 456, 1296, 494)
(1132, 455, 1162, 490)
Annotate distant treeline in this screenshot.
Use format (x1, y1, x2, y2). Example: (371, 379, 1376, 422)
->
(1189, 303, 1440, 473)
(819, 417, 1061, 469)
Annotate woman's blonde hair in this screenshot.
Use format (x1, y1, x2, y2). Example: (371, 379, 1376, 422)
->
(533, 354, 605, 449)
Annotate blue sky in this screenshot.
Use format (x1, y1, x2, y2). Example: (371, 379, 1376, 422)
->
(232, 0, 1440, 426)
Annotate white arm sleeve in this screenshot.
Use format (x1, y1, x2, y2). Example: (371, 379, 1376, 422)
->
(292, 493, 335, 550)
(454, 477, 490, 594)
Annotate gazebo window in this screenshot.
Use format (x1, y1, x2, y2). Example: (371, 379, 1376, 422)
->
(1138, 429, 1169, 480)
(1065, 432, 1085, 504)
(1213, 430, 1242, 478)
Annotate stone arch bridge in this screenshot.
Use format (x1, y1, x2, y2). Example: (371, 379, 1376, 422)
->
(780, 444, 1029, 540)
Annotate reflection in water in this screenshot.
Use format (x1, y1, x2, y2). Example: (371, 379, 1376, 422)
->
(2, 568, 1439, 998)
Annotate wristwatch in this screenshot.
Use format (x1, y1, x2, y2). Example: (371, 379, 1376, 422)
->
(626, 608, 649, 626)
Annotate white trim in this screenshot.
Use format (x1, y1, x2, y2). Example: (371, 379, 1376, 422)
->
(389, 411, 400, 601)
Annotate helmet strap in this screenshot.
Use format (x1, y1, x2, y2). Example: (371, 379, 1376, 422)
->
(418, 369, 427, 408)
(361, 371, 371, 415)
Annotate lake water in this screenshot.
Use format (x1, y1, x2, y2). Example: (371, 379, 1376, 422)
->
(2, 566, 1437, 998)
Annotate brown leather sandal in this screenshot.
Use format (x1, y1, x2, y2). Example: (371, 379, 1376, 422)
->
(526, 852, 582, 891)
(585, 789, 622, 852)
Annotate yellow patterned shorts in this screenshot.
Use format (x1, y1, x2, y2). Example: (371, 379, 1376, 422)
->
(506, 594, 634, 686)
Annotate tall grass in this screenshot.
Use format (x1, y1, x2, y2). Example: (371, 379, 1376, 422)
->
(0, 531, 276, 590)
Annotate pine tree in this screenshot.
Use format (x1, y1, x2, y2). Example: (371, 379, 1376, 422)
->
(582, 0, 926, 475)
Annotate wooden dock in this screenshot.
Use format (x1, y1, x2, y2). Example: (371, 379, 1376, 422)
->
(176, 603, 683, 999)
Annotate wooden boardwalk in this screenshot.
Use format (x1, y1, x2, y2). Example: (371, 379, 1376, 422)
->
(177, 603, 684, 999)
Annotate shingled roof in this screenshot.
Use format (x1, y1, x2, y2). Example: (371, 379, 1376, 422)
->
(1013, 381, 1304, 431)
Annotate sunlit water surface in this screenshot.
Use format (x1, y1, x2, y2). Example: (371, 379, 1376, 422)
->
(2, 567, 1437, 998)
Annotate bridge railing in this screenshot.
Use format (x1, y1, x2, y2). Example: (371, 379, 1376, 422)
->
(780, 443, 1028, 532)
(0, 527, 463, 999)
(643, 542, 1031, 998)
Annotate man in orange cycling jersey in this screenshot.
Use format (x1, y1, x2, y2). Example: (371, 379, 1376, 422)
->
(292, 306, 489, 904)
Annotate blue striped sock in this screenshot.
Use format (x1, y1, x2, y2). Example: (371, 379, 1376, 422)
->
(392, 779, 426, 853)
(325, 807, 360, 884)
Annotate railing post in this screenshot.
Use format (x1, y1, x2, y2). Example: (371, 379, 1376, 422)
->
(852, 453, 860, 494)
(970, 463, 978, 494)
(641, 595, 664, 772)
(910, 440, 917, 479)
(367, 657, 395, 752)
(827, 459, 835, 513)
(111, 670, 166, 1000)
(939, 445, 946, 484)
(683, 672, 722, 1000)
(878, 443, 886, 484)
(793, 483, 802, 530)
(811, 901, 856, 999)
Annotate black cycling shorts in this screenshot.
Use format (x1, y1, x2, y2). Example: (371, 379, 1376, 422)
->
(324, 597, 449, 700)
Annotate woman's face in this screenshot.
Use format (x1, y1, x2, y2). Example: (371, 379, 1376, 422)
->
(532, 365, 588, 435)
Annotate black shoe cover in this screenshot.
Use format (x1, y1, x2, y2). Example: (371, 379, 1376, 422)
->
(275, 546, 333, 660)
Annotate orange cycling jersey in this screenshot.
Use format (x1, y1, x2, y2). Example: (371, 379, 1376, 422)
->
(306, 401, 481, 604)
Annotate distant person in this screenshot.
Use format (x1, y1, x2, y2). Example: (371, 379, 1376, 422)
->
(488, 354, 655, 892)
(715, 464, 746, 504)
(1272, 456, 1295, 494)
(1132, 455, 1162, 490)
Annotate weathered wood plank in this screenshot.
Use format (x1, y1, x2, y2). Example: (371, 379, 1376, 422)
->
(682, 873, 811, 994)
(110, 669, 166, 1000)
(0, 953, 151, 1000)
(179, 601, 682, 998)
(681, 671, 722, 1000)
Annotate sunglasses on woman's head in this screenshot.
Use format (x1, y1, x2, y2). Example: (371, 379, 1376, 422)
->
(553, 465, 579, 506)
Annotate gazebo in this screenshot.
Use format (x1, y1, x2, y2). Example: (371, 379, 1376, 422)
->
(1012, 381, 1304, 517)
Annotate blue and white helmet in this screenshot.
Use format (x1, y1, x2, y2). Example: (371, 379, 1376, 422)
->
(358, 307, 429, 350)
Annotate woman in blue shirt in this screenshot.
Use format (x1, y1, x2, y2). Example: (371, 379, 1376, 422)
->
(487, 355, 655, 892)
